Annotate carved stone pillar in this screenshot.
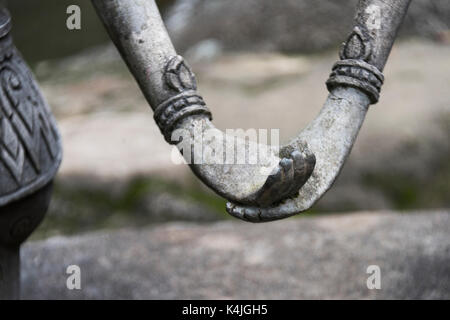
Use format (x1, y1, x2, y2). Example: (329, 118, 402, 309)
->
(0, 8, 62, 299)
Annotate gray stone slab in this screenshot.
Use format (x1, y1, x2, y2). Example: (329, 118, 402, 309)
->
(21, 210, 450, 299)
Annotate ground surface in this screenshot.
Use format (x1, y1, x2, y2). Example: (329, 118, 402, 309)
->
(22, 210, 450, 299)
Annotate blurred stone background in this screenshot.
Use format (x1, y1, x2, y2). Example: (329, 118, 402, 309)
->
(4, 0, 449, 298)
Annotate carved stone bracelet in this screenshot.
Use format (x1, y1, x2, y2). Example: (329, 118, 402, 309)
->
(327, 58, 384, 104)
(92, 0, 412, 222)
(326, 26, 385, 104)
(153, 55, 212, 143)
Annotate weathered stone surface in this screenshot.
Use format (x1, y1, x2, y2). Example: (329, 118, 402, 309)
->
(21, 210, 450, 299)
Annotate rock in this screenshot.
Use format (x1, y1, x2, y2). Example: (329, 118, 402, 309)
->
(198, 53, 310, 87)
(21, 210, 450, 299)
(57, 112, 180, 180)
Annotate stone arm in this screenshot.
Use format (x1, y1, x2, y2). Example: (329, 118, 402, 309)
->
(228, 0, 412, 221)
(91, 0, 411, 221)
(91, 0, 316, 209)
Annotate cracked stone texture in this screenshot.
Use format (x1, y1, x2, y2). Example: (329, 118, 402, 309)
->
(21, 210, 450, 299)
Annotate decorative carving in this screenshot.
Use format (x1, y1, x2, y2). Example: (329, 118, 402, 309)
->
(340, 26, 372, 61)
(154, 55, 212, 143)
(326, 59, 384, 104)
(328, 26, 383, 104)
(0, 11, 62, 206)
(164, 55, 197, 92)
